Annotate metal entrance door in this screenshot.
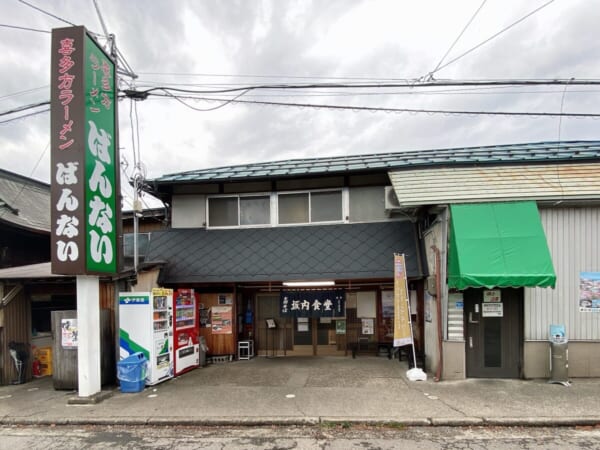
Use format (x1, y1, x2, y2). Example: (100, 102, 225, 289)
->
(465, 288, 523, 378)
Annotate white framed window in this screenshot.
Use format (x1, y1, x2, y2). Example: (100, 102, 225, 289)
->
(207, 189, 346, 228)
(277, 189, 343, 225)
(207, 194, 271, 228)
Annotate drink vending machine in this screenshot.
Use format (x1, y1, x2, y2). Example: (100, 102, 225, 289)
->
(173, 288, 200, 375)
(119, 288, 174, 385)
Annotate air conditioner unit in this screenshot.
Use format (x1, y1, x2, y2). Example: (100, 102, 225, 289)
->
(384, 186, 401, 210)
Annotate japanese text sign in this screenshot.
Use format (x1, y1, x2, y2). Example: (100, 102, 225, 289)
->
(51, 26, 119, 275)
(394, 253, 413, 347)
(280, 290, 345, 318)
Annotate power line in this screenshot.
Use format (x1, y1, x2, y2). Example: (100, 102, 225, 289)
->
(0, 23, 50, 34)
(17, 0, 77, 27)
(0, 85, 49, 102)
(0, 100, 50, 117)
(431, 0, 556, 76)
(157, 87, 252, 112)
(147, 91, 600, 119)
(429, 0, 487, 79)
(0, 141, 50, 220)
(0, 106, 49, 124)
(129, 78, 600, 98)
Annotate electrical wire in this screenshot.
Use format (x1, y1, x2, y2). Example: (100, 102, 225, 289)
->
(558, 78, 575, 142)
(146, 91, 600, 118)
(428, 0, 487, 79)
(17, 0, 77, 27)
(431, 0, 556, 76)
(0, 100, 50, 117)
(158, 87, 252, 112)
(132, 78, 600, 98)
(0, 23, 50, 34)
(0, 141, 50, 220)
(0, 85, 49, 102)
(0, 106, 49, 124)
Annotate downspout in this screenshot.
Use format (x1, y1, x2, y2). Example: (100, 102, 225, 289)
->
(432, 245, 443, 382)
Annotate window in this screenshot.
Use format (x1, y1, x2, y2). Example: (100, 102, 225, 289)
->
(207, 189, 344, 228)
(208, 197, 238, 226)
(240, 196, 270, 225)
(278, 193, 309, 224)
(278, 190, 342, 225)
(311, 191, 342, 222)
(208, 195, 270, 227)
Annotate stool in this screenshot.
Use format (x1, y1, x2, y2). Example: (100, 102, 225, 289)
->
(238, 339, 254, 360)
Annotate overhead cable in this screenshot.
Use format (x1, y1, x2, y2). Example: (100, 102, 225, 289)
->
(430, 0, 556, 76)
(428, 0, 488, 79)
(129, 78, 600, 98)
(0, 23, 50, 33)
(17, 0, 77, 27)
(147, 92, 600, 118)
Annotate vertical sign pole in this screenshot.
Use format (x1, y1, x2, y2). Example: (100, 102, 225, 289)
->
(52, 26, 119, 398)
(76, 275, 101, 397)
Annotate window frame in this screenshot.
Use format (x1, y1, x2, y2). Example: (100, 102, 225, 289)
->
(206, 188, 348, 229)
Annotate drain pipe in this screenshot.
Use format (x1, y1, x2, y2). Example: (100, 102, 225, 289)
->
(432, 245, 443, 382)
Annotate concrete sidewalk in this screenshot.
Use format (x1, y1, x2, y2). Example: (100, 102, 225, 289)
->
(1, 356, 599, 427)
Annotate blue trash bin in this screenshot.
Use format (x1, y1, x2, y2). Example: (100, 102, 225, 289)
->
(117, 352, 147, 393)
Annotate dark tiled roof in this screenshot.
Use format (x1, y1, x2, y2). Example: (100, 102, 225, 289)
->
(146, 221, 423, 284)
(0, 169, 50, 233)
(152, 141, 600, 184)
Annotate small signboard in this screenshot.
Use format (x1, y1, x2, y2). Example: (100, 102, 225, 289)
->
(482, 302, 503, 317)
(483, 290, 501, 302)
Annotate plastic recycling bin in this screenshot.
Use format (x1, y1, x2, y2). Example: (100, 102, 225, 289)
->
(117, 352, 147, 393)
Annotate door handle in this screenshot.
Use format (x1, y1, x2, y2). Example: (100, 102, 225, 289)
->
(469, 312, 479, 324)
(469, 336, 473, 348)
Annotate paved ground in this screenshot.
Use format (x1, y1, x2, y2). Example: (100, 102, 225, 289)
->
(1, 356, 598, 427)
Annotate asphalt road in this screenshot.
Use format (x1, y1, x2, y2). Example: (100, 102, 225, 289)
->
(2, 424, 600, 449)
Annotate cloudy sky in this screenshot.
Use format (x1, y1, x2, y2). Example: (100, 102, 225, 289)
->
(1, 0, 599, 208)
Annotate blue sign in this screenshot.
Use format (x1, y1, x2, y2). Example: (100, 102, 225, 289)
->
(119, 294, 150, 305)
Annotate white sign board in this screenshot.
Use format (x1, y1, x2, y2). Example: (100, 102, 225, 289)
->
(482, 302, 503, 317)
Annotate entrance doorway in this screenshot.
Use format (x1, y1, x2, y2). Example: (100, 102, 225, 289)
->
(255, 294, 344, 356)
(464, 288, 523, 378)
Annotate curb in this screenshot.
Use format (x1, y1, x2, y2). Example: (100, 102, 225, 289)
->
(3, 416, 600, 427)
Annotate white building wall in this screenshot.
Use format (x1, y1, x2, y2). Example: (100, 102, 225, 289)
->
(525, 206, 600, 341)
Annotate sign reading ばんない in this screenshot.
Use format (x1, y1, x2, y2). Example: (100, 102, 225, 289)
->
(50, 26, 119, 275)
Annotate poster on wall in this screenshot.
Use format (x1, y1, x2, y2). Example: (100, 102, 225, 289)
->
(211, 306, 232, 334)
(361, 318, 374, 335)
(336, 319, 346, 335)
(61, 319, 78, 348)
(580, 272, 600, 312)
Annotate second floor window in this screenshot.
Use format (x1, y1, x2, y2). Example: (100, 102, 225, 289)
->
(208, 195, 271, 227)
(207, 189, 344, 228)
(278, 191, 342, 224)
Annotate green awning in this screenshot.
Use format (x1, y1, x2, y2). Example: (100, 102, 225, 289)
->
(448, 201, 556, 290)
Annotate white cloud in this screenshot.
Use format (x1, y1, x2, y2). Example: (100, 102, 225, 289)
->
(0, 0, 598, 195)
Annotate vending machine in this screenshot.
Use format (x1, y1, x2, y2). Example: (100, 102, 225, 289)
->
(119, 288, 174, 385)
(173, 288, 200, 375)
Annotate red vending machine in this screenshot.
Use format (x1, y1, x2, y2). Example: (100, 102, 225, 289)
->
(173, 289, 200, 375)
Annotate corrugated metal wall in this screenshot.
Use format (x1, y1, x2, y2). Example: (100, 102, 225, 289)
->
(389, 163, 600, 207)
(525, 207, 600, 340)
(0, 288, 30, 384)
